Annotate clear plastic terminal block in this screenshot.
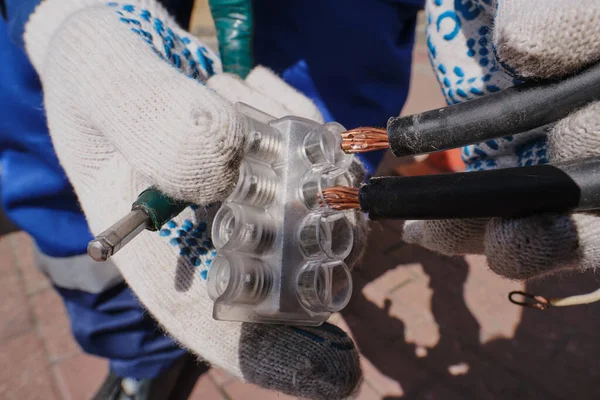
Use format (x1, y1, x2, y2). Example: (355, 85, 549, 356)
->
(207, 103, 360, 325)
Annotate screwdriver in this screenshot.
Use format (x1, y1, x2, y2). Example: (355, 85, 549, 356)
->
(87, 189, 189, 261)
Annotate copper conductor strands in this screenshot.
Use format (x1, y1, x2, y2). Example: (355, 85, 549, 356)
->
(339, 63, 600, 158)
(340, 127, 389, 154)
(321, 186, 360, 211)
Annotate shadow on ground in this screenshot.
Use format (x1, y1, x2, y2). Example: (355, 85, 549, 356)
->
(343, 222, 600, 400)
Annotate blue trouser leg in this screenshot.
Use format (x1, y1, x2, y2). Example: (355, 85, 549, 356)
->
(55, 283, 186, 380)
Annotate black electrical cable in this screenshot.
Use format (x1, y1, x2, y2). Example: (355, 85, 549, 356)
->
(358, 156, 600, 220)
(386, 61, 600, 157)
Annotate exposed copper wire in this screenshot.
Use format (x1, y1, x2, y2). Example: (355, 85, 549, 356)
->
(321, 186, 361, 211)
(340, 127, 390, 154)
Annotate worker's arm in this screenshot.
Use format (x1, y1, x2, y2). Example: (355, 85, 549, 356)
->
(405, 0, 600, 280)
(20, 1, 363, 398)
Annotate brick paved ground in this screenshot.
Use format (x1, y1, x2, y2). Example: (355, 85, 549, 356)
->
(2, 4, 600, 400)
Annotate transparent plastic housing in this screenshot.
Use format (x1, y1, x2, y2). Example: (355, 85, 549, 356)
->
(207, 103, 360, 325)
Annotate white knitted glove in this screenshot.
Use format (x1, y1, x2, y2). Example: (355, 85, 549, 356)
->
(24, 1, 363, 398)
(405, 0, 600, 280)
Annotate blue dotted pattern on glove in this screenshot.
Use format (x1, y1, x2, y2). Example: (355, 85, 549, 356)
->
(515, 136, 549, 167)
(426, 0, 549, 172)
(159, 215, 217, 279)
(427, 2, 510, 105)
(108, 3, 220, 278)
(429, 25, 505, 104)
(108, 2, 216, 82)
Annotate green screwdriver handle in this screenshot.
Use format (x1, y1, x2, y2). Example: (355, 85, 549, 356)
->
(132, 188, 190, 231)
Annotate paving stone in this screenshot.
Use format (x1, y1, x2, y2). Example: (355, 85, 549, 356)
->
(0, 274, 34, 343)
(52, 352, 108, 400)
(188, 373, 224, 400)
(0, 333, 60, 400)
(31, 288, 80, 361)
(9, 233, 51, 296)
(223, 380, 300, 400)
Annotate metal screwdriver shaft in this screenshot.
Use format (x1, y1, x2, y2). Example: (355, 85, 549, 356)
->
(87, 209, 150, 262)
(87, 188, 190, 261)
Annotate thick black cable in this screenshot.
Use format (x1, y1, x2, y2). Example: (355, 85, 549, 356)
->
(359, 156, 600, 220)
(386, 62, 600, 157)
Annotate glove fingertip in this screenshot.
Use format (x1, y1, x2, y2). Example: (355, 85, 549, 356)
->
(239, 322, 361, 400)
(402, 220, 424, 245)
(484, 215, 580, 280)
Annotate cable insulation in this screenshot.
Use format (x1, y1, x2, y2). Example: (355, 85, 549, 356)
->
(386, 62, 600, 157)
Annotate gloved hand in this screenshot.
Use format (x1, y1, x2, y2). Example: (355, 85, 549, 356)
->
(24, 1, 364, 398)
(404, 0, 600, 280)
